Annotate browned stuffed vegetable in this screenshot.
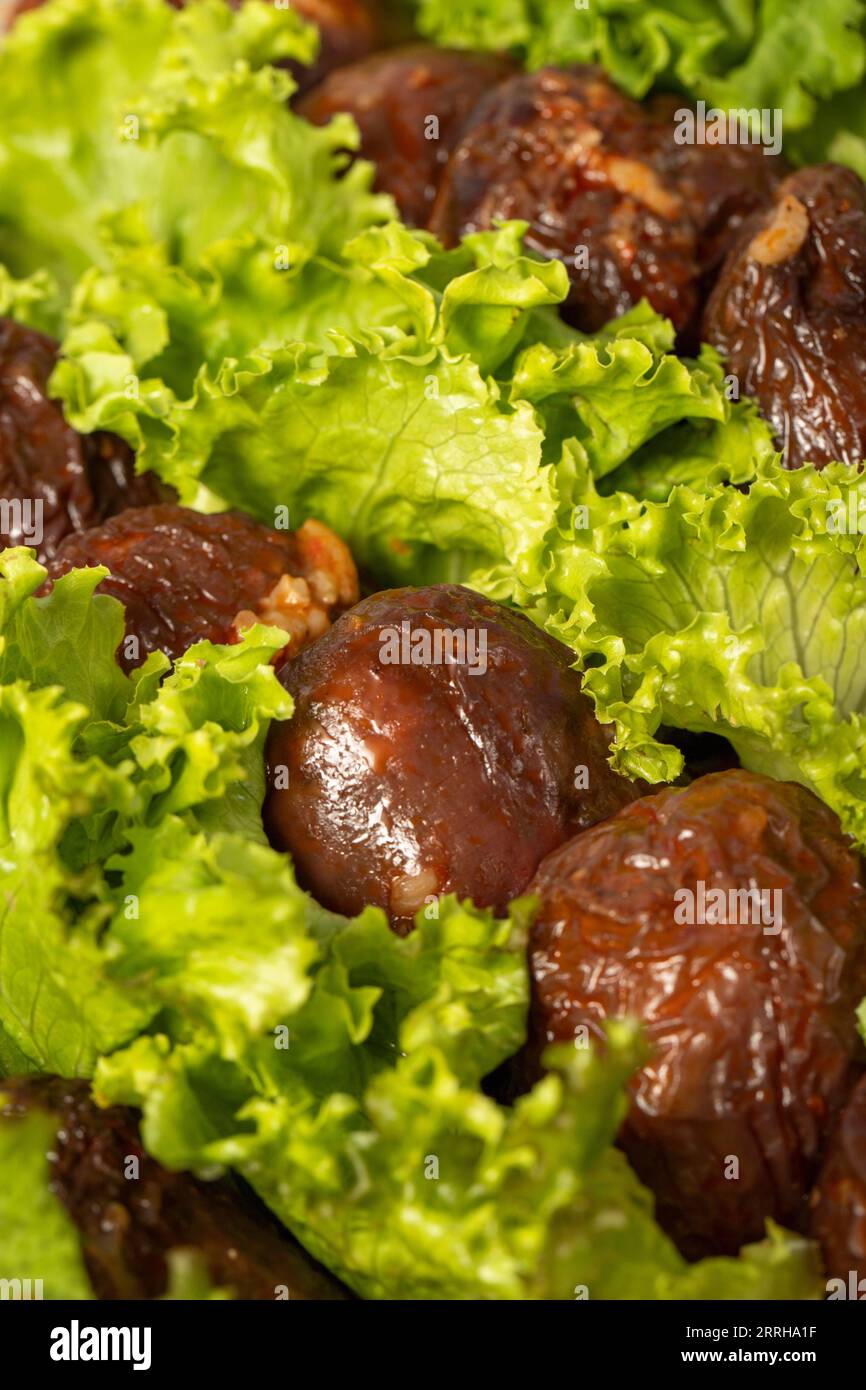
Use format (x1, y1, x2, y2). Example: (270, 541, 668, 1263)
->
(299, 44, 514, 226)
(524, 769, 866, 1259)
(265, 583, 645, 931)
(46, 504, 359, 672)
(810, 1072, 866, 1294)
(430, 67, 784, 337)
(0, 1076, 349, 1300)
(703, 163, 866, 469)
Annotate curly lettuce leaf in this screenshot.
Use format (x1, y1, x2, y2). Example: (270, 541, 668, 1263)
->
(53, 227, 565, 584)
(0, 549, 132, 722)
(104, 818, 321, 1058)
(0, 670, 148, 1074)
(410, 0, 866, 129)
(600, 392, 777, 502)
(94, 863, 821, 1301)
(0, 0, 390, 332)
(0, 265, 60, 335)
(0, 551, 294, 1073)
(512, 330, 733, 481)
(53, 224, 755, 585)
(483, 457, 866, 850)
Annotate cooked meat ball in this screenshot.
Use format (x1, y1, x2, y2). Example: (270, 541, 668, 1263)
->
(264, 584, 645, 932)
(429, 67, 693, 333)
(46, 504, 359, 673)
(298, 45, 514, 226)
(703, 163, 866, 469)
(0, 1075, 348, 1300)
(0, 318, 167, 563)
(430, 67, 783, 336)
(524, 769, 866, 1260)
(810, 1073, 866, 1293)
(648, 93, 785, 293)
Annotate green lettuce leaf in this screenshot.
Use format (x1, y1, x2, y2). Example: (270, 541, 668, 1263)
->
(0, 1021, 38, 1080)
(0, 0, 311, 284)
(410, 0, 866, 129)
(0, 1102, 93, 1299)
(483, 456, 866, 850)
(53, 223, 758, 585)
(0, 0, 393, 358)
(600, 392, 777, 502)
(787, 82, 866, 179)
(160, 1250, 232, 1300)
(0, 549, 132, 722)
(512, 330, 732, 481)
(104, 817, 321, 1059)
(0, 669, 147, 1075)
(0, 265, 60, 334)
(94, 868, 821, 1301)
(0, 550, 294, 1073)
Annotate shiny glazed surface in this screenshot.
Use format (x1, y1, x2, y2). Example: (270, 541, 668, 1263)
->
(526, 769, 866, 1258)
(703, 163, 866, 468)
(0, 1076, 348, 1299)
(0, 318, 166, 562)
(299, 44, 514, 225)
(47, 503, 305, 671)
(810, 1073, 866, 1288)
(265, 583, 644, 931)
(430, 67, 783, 336)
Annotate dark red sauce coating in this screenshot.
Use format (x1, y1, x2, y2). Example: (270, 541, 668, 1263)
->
(703, 163, 866, 469)
(264, 583, 645, 931)
(298, 45, 515, 226)
(429, 67, 784, 336)
(647, 92, 786, 294)
(810, 1073, 866, 1292)
(0, 318, 167, 563)
(0, 1075, 348, 1300)
(525, 769, 866, 1259)
(46, 504, 305, 672)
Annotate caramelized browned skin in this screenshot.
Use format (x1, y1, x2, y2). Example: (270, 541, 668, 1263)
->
(0, 318, 167, 562)
(286, 0, 390, 96)
(525, 769, 866, 1259)
(298, 45, 514, 226)
(648, 93, 785, 293)
(429, 67, 784, 335)
(0, 1076, 348, 1300)
(264, 584, 645, 931)
(46, 504, 359, 673)
(810, 1074, 866, 1291)
(703, 164, 866, 469)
